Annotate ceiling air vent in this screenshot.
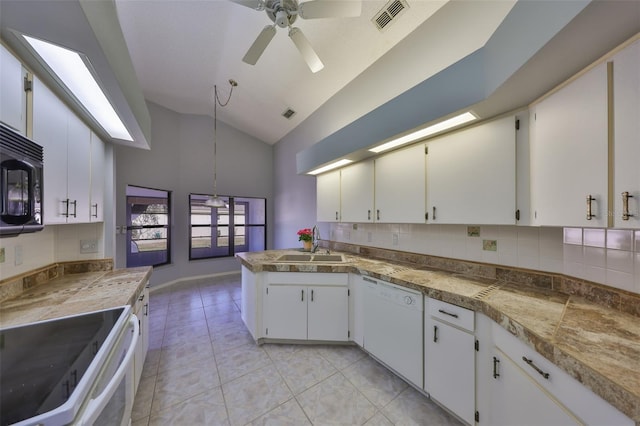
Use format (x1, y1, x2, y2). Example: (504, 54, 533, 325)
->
(372, 0, 409, 31)
(282, 108, 296, 119)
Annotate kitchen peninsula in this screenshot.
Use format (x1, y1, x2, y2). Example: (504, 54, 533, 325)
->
(237, 247, 640, 426)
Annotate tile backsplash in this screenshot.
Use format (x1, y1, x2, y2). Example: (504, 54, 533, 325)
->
(324, 223, 640, 295)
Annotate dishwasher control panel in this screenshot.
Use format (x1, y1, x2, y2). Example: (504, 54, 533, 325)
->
(364, 277, 423, 311)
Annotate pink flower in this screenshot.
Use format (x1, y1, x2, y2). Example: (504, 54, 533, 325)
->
(297, 228, 313, 242)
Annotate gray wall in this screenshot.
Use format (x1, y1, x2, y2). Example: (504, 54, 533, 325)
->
(115, 102, 273, 286)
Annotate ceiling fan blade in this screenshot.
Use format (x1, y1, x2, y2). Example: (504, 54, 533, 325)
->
(298, 0, 361, 19)
(288, 27, 324, 73)
(228, 0, 265, 11)
(242, 25, 276, 65)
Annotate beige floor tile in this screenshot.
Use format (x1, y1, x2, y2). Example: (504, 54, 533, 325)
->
(297, 372, 377, 425)
(250, 398, 312, 426)
(131, 375, 156, 421)
(342, 355, 408, 408)
(216, 341, 273, 384)
(317, 344, 367, 370)
(157, 338, 214, 373)
(203, 302, 240, 319)
(131, 416, 149, 426)
(149, 386, 229, 426)
(222, 364, 292, 426)
(152, 358, 220, 412)
(273, 349, 337, 395)
(211, 324, 255, 353)
(382, 387, 462, 426)
(364, 411, 395, 426)
(161, 321, 211, 348)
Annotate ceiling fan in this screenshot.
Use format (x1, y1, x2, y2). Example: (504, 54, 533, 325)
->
(230, 0, 362, 73)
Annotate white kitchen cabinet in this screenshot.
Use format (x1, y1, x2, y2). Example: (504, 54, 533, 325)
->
(0, 44, 26, 134)
(424, 299, 476, 425)
(133, 284, 149, 393)
(241, 265, 261, 340)
(341, 160, 375, 223)
(374, 143, 427, 223)
(89, 132, 105, 222)
(33, 77, 98, 224)
(612, 39, 640, 228)
(348, 274, 365, 347)
(263, 272, 349, 341)
(426, 115, 517, 225)
(316, 169, 341, 222)
(529, 61, 609, 227)
(489, 323, 633, 426)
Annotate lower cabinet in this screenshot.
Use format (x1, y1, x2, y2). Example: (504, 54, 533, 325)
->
(263, 272, 349, 342)
(133, 284, 150, 393)
(424, 299, 475, 425)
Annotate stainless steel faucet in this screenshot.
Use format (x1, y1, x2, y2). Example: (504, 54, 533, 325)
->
(311, 225, 320, 253)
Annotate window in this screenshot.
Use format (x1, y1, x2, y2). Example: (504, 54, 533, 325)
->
(126, 185, 171, 267)
(189, 194, 266, 259)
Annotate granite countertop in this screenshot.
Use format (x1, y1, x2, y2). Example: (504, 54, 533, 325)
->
(0, 266, 152, 329)
(236, 249, 640, 424)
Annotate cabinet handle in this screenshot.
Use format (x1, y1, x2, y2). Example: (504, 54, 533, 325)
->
(438, 309, 459, 319)
(433, 206, 437, 221)
(493, 356, 500, 379)
(62, 199, 70, 217)
(301, 289, 304, 302)
(335, 211, 339, 221)
(376, 209, 380, 220)
(92, 203, 98, 218)
(144, 303, 149, 316)
(367, 210, 371, 221)
(311, 289, 314, 302)
(522, 356, 550, 379)
(139, 294, 145, 302)
(433, 325, 438, 343)
(622, 192, 634, 220)
(70, 200, 77, 218)
(586, 195, 596, 220)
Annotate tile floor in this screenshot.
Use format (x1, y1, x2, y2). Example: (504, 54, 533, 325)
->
(132, 274, 463, 426)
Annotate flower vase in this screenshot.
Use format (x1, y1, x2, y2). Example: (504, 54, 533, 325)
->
(303, 240, 313, 251)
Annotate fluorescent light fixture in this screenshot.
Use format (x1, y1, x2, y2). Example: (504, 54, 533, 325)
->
(23, 35, 133, 141)
(307, 159, 353, 175)
(369, 112, 477, 153)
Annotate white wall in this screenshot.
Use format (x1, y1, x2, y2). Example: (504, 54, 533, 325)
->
(114, 102, 274, 287)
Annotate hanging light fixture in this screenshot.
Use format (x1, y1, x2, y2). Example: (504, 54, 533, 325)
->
(205, 79, 238, 208)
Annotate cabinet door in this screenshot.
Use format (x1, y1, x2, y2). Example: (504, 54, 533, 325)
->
(264, 285, 307, 340)
(426, 116, 516, 225)
(0, 45, 26, 133)
(66, 112, 91, 223)
(489, 349, 581, 426)
(530, 62, 608, 227)
(375, 143, 426, 223)
(341, 160, 374, 223)
(425, 319, 475, 425)
(90, 132, 105, 222)
(33, 78, 69, 224)
(349, 275, 365, 347)
(308, 286, 348, 341)
(316, 170, 341, 222)
(613, 39, 640, 228)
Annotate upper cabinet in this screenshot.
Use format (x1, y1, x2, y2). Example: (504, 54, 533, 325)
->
(316, 169, 341, 222)
(341, 160, 374, 223)
(90, 131, 105, 222)
(33, 77, 104, 224)
(374, 143, 427, 223)
(426, 115, 517, 225)
(0, 45, 27, 134)
(530, 61, 609, 227)
(612, 39, 640, 228)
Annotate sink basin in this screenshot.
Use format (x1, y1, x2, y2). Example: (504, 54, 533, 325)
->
(310, 254, 344, 262)
(276, 254, 313, 262)
(275, 254, 345, 263)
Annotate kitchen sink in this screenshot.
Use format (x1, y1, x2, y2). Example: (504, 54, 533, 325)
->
(275, 254, 345, 263)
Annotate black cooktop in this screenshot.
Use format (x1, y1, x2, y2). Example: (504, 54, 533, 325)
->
(0, 307, 125, 425)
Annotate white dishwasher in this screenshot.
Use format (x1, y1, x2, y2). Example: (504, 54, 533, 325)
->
(363, 276, 423, 388)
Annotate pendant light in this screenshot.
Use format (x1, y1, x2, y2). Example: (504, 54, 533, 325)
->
(205, 79, 238, 208)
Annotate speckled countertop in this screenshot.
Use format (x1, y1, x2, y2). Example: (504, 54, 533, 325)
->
(0, 266, 152, 329)
(236, 249, 640, 424)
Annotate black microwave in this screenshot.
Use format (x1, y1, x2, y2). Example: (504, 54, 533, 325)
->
(0, 123, 44, 237)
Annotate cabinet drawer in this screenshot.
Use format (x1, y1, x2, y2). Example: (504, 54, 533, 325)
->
(492, 323, 633, 426)
(428, 298, 474, 332)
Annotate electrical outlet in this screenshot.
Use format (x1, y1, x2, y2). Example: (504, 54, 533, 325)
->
(0, 247, 5, 263)
(80, 239, 99, 254)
